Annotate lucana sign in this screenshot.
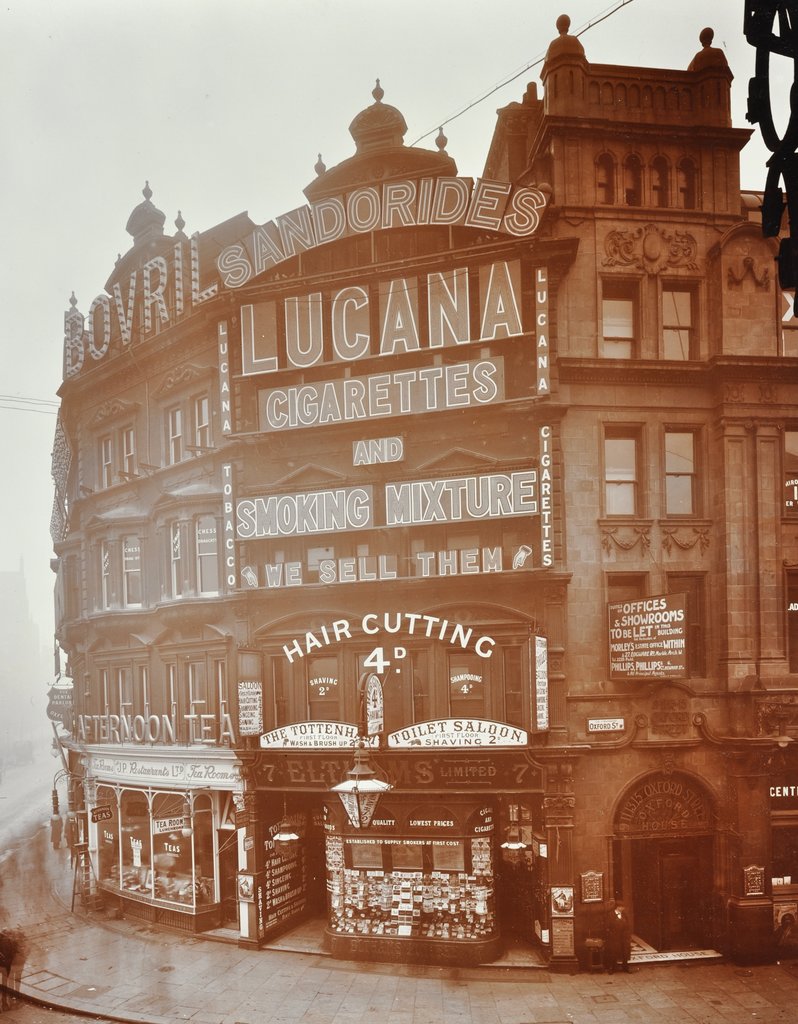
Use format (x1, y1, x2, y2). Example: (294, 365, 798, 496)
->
(62, 179, 547, 381)
(218, 177, 548, 288)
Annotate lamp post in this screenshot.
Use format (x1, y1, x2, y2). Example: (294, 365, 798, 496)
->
(331, 672, 391, 828)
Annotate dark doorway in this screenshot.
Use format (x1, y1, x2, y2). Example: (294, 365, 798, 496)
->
(628, 836, 713, 950)
(218, 830, 238, 924)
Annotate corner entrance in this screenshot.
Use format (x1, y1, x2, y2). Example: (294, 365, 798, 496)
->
(613, 772, 716, 953)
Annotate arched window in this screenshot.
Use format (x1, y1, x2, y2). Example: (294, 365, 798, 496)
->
(623, 155, 642, 206)
(596, 153, 615, 204)
(677, 159, 697, 209)
(652, 156, 670, 208)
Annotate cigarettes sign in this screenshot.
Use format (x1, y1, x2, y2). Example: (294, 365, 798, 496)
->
(607, 594, 687, 680)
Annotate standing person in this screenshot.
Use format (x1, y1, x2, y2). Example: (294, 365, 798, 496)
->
(604, 899, 632, 973)
(3, 928, 27, 1008)
(0, 930, 16, 1010)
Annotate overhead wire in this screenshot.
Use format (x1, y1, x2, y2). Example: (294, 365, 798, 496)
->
(411, 0, 639, 146)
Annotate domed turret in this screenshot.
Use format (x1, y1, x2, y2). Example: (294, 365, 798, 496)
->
(687, 27, 729, 72)
(544, 14, 586, 63)
(125, 181, 166, 247)
(348, 80, 408, 154)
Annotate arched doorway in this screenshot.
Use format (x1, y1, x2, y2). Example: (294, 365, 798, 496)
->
(612, 771, 716, 952)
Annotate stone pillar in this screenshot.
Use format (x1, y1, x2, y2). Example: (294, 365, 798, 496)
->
(543, 756, 579, 972)
(725, 751, 775, 964)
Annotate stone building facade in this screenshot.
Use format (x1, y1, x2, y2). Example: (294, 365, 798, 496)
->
(51, 18, 798, 967)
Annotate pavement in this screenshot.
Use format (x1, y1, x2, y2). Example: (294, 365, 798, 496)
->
(3, 826, 798, 1023)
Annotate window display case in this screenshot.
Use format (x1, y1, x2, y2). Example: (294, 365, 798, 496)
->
(324, 799, 501, 965)
(94, 786, 220, 931)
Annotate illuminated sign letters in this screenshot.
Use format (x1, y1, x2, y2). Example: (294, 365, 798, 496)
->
(218, 178, 548, 289)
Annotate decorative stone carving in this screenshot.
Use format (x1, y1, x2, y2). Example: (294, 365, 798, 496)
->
(601, 525, 651, 555)
(661, 526, 710, 554)
(603, 223, 698, 274)
(91, 398, 139, 426)
(727, 254, 771, 289)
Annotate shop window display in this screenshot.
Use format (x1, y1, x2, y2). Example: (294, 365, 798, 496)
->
(326, 835, 496, 942)
(100, 789, 216, 911)
(120, 791, 152, 895)
(96, 786, 120, 888)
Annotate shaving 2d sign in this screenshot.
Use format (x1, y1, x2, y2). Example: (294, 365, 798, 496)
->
(387, 719, 528, 748)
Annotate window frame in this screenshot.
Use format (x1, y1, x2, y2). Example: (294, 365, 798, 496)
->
(651, 155, 670, 208)
(601, 279, 639, 359)
(166, 406, 184, 465)
(195, 514, 220, 595)
(664, 428, 699, 517)
(603, 427, 642, 516)
(661, 283, 696, 360)
(100, 435, 114, 489)
(122, 534, 143, 608)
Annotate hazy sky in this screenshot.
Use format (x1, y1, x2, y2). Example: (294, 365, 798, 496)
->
(0, 0, 784, 650)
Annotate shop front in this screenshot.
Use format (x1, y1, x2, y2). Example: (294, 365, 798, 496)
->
(248, 748, 549, 965)
(769, 769, 798, 956)
(83, 747, 243, 932)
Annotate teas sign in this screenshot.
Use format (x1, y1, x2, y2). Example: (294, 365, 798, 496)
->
(238, 680, 263, 736)
(91, 805, 113, 824)
(608, 593, 687, 680)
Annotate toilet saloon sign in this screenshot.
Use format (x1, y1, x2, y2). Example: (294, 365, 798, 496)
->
(387, 719, 528, 748)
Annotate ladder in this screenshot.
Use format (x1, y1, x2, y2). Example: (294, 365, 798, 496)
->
(71, 842, 103, 912)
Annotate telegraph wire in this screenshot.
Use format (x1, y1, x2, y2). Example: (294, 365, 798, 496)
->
(411, 0, 638, 146)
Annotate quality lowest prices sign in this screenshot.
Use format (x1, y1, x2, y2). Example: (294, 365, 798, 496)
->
(607, 594, 687, 680)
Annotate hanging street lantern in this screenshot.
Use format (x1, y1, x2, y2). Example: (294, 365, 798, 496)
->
(331, 742, 392, 828)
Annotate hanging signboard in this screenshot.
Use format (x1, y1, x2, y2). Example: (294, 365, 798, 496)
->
(238, 680, 264, 736)
(608, 593, 687, 679)
(90, 805, 113, 824)
(534, 637, 549, 731)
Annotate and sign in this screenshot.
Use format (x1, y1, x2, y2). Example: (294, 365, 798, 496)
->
(237, 680, 264, 736)
(608, 593, 687, 679)
(587, 718, 625, 733)
(387, 719, 528, 748)
(259, 722, 373, 750)
(90, 805, 113, 823)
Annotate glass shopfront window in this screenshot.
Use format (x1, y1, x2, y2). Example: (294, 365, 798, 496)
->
(100, 788, 217, 912)
(152, 793, 193, 905)
(120, 791, 151, 895)
(96, 786, 119, 888)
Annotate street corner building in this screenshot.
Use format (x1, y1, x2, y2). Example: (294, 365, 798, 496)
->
(48, 17, 798, 970)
